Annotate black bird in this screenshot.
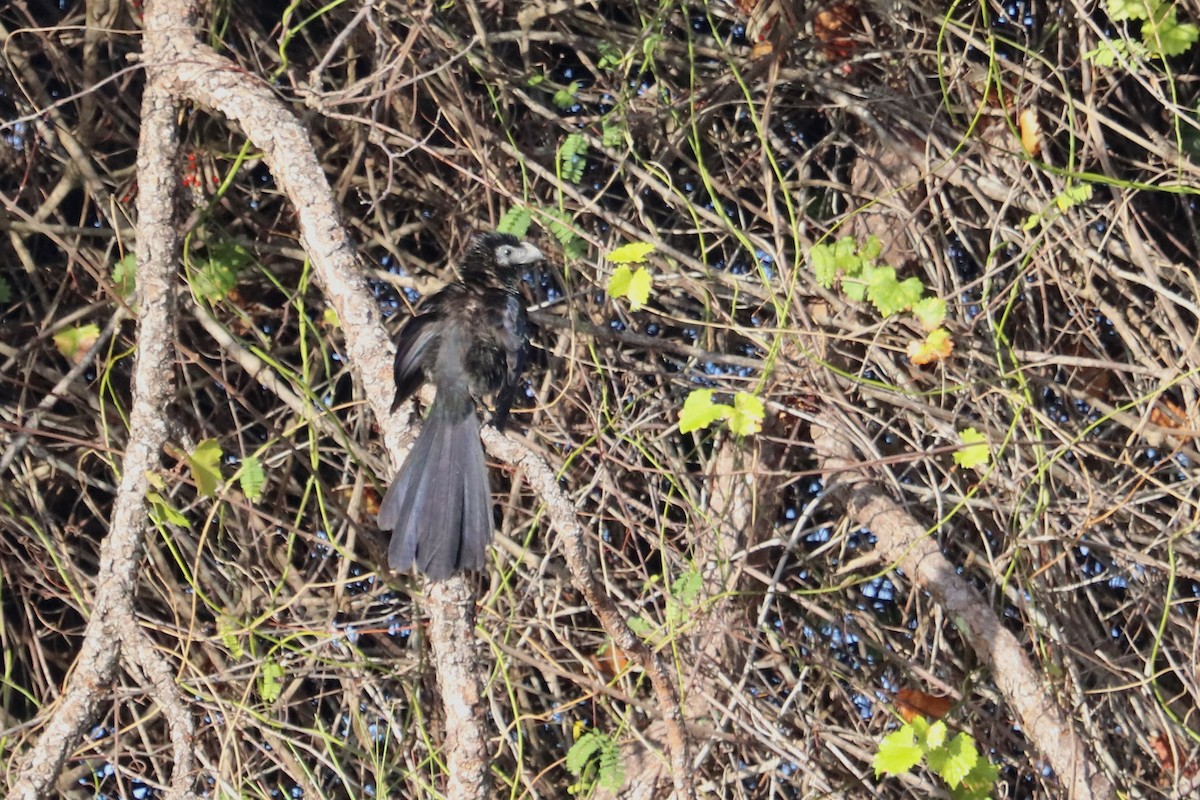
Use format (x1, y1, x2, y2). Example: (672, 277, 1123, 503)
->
(379, 232, 543, 580)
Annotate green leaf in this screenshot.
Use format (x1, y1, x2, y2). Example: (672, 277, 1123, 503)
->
(53, 324, 101, 364)
(1084, 39, 1130, 67)
(911, 297, 947, 332)
(193, 258, 238, 301)
(112, 254, 137, 298)
(866, 266, 924, 317)
(537, 209, 588, 260)
(953, 427, 990, 471)
(239, 455, 266, 503)
(218, 615, 245, 658)
(626, 616, 655, 637)
(322, 307, 340, 328)
(188, 438, 224, 498)
(923, 719, 948, 750)
(810, 243, 838, 288)
(597, 737, 625, 791)
(607, 265, 652, 310)
(859, 234, 883, 262)
(259, 658, 284, 704)
(1108, 0, 1152, 21)
(566, 731, 602, 775)
(667, 566, 703, 626)
(1148, 13, 1200, 56)
(959, 755, 1001, 797)
(843, 276, 868, 302)
(601, 117, 625, 147)
(728, 392, 765, 436)
(607, 241, 656, 264)
(559, 132, 588, 183)
(873, 725, 925, 777)
(553, 81, 580, 110)
(497, 207, 533, 237)
(1055, 182, 1094, 212)
(679, 389, 732, 434)
(147, 491, 189, 527)
(597, 41, 623, 70)
(927, 732, 979, 789)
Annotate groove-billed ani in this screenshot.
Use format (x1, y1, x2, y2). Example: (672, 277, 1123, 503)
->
(378, 232, 543, 580)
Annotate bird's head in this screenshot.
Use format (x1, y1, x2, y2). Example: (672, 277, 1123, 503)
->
(462, 231, 544, 286)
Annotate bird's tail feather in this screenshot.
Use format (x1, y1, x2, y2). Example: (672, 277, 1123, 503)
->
(379, 394, 492, 580)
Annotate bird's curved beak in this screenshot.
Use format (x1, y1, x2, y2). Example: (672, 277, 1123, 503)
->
(513, 242, 545, 265)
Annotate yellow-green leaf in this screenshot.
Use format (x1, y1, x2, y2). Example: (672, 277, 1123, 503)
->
(679, 389, 731, 434)
(607, 241, 656, 264)
(147, 491, 188, 527)
(239, 455, 266, 503)
(953, 427, 990, 471)
(259, 658, 284, 704)
(728, 392, 765, 436)
(53, 324, 101, 365)
(607, 264, 653, 311)
(188, 438, 224, 498)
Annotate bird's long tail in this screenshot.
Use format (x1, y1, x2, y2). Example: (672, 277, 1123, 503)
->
(378, 391, 492, 580)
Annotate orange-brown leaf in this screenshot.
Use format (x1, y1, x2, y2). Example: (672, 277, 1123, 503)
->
(895, 688, 953, 722)
(1019, 108, 1042, 157)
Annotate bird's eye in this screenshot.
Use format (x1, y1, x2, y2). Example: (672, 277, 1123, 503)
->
(496, 245, 513, 262)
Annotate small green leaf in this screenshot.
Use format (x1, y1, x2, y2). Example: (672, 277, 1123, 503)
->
(728, 392, 765, 436)
(1108, 0, 1151, 21)
(1055, 182, 1094, 212)
(259, 658, 284, 704)
(810, 243, 838, 288)
(566, 730, 602, 775)
(927, 732, 979, 789)
(831, 236, 861, 273)
(960, 755, 1001, 796)
(672, 568, 703, 605)
(218, 615, 244, 658)
(911, 297, 947, 332)
(866, 266, 923, 317)
(322, 307, 340, 328)
(607, 265, 652, 310)
(497, 207, 533, 237)
(1149, 13, 1199, 56)
(924, 720, 948, 750)
(112, 254, 137, 298)
(188, 438, 224, 498)
(607, 241, 656, 264)
(559, 132, 588, 183)
(679, 389, 732, 434)
(553, 81, 581, 110)
(193, 259, 237, 301)
(239, 455, 266, 503)
(1084, 39, 1128, 66)
(597, 41, 623, 70)
(601, 117, 625, 147)
(627, 616, 655, 637)
(53, 324, 101, 364)
(859, 233, 883, 262)
(953, 427, 990, 471)
(147, 491, 189, 527)
(873, 725, 925, 777)
(843, 276, 868, 302)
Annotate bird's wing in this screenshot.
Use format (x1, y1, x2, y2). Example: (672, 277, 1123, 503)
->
(490, 292, 529, 430)
(391, 310, 439, 410)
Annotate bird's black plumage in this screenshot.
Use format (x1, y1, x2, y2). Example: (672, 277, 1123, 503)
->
(379, 232, 541, 580)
